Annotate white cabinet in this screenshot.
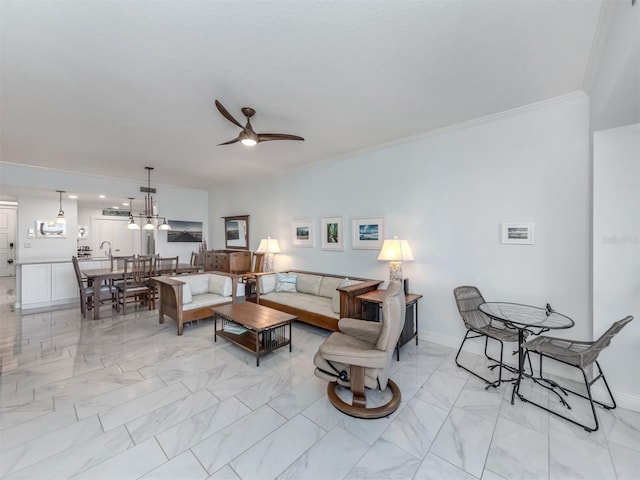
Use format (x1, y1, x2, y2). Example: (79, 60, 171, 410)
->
(21, 262, 79, 309)
(91, 218, 138, 256)
(21, 264, 51, 305)
(52, 263, 78, 301)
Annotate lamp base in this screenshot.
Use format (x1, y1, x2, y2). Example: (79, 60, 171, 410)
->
(389, 261, 403, 282)
(264, 252, 275, 272)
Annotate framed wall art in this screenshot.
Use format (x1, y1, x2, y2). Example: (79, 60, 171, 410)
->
(321, 216, 344, 251)
(351, 216, 384, 249)
(291, 219, 315, 247)
(501, 222, 535, 245)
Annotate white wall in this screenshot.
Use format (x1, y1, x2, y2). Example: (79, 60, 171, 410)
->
(587, 1, 640, 132)
(17, 193, 78, 262)
(210, 93, 592, 344)
(593, 123, 640, 402)
(1, 163, 209, 265)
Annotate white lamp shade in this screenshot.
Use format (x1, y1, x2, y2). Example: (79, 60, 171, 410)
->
(256, 237, 281, 254)
(377, 237, 414, 261)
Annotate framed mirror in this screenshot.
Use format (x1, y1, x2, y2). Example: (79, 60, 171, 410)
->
(223, 215, 249, 250)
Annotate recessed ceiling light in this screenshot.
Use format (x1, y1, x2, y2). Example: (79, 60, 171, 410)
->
(112, 206, 119, 209)
(122, 202, 129, 206)
(99, 195, 106, 199)
(68, 194, 78, 199)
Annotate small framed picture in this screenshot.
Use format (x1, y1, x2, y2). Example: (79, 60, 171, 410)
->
(352, 216, 384, 250)
(321, 216, 344, 251)
(291, 219, 315, 247)
(501, 222, 535, 245)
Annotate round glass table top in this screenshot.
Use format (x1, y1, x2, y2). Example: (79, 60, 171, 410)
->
(479, 302, 574, 330)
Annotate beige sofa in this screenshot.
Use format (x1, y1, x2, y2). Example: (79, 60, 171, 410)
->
(255, 270, 383, 331)
(155, 272, 244, 335)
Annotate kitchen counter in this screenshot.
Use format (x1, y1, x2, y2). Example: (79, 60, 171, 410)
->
(17, 257, 110, 265)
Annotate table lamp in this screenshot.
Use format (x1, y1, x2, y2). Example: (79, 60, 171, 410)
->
(256, 236, 281, 272)
(377, 236, 414, 282)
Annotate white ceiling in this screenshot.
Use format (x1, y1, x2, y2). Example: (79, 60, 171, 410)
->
(1, 0, 603, 192)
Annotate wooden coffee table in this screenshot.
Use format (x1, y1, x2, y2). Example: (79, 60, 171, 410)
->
(212, 302, 295, 366)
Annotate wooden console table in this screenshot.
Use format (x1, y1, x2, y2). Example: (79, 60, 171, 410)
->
(357, 290, 423, 360)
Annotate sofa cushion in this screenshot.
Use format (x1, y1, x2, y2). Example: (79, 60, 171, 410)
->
(209, 274, 232, 297)
(182, 283, 193, 304)
(259, 274, 277, 294)
(183, 293, 229, 311)
(332, 278, 351, 313)
(183, 274, 210, 296)
(296, 273, 322, 296)
(261, 292, 339, 319)
(276, 272, 298, 292)
(319, 276, 343, 299)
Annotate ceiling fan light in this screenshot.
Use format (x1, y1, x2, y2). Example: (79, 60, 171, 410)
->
(241, 138, 257, 146)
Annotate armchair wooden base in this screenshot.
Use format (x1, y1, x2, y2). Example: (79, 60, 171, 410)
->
(326, 365, 401, 419)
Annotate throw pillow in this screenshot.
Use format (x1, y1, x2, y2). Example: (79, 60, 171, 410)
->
(276, 272, 298, 293)
(332, 277, 351, 313)
(182, 283, 193, 304)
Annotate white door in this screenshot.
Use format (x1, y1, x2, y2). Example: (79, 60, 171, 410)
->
(91, 218, 138, 256)
(0, 207, 17, 277)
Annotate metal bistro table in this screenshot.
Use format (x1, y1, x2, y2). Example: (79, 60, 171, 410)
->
(479, 302, 574, 404)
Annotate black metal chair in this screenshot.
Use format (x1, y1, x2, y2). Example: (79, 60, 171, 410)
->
(518, 315, 633, 432)
(453, 286, 524, 388)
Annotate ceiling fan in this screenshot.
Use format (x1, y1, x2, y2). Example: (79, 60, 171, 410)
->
(214, 99, 304, 146)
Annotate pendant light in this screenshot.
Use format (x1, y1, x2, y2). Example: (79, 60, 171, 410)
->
(55, 190, 65, 224)
(126, 197, 140, 230)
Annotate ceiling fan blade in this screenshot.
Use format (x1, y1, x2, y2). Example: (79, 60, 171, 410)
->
(214, 100, 244, 129)
(257, 133, 305, 142)
(218, 137, 240, 146)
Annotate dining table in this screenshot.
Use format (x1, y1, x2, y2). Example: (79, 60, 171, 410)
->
(82, 264, 196, 319)
(479, 302, 574, 404)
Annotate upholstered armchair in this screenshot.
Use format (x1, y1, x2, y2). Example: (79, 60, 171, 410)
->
(313, 280, 406, 418)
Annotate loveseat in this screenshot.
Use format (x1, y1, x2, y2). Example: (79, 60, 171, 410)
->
(155, 272, 245, 335)
(255, 270, 383, 331)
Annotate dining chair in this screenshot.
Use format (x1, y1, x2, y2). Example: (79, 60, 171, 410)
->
(453, 286, 524, 388)
(190, 251, 201, 273)
(154, 256, 178, 276)
(518, 315, 633, 432)
(72, 256, 118, 318)
(117, 257, 154, 314)
(241, 252, 265, 300)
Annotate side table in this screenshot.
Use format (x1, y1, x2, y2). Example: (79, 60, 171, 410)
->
(357, 290, 423, 360)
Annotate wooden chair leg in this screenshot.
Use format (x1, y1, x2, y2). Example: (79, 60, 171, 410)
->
(350, 365, 366, 408)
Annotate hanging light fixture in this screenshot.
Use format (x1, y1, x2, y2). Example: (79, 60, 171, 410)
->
(128, 167, 171, 231)
(126, 197, 140, 230)
(55, 190, 66, 224)
(158, 218, 171, 230)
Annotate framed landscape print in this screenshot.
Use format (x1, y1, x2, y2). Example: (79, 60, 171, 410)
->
(351, 216, 384, 249)
(501, 222, 535, 245)
(291, 219, 315, 247)
(321, 216, 344, 251)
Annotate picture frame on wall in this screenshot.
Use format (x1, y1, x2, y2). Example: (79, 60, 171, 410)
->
(321, 216, 344, 251)
(501, 222, 535, 244)
(291, 219, 315, 247)
(351, 216, 384, 249)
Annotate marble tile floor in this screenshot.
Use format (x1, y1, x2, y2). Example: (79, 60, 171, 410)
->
(0, 277, 639, 480)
